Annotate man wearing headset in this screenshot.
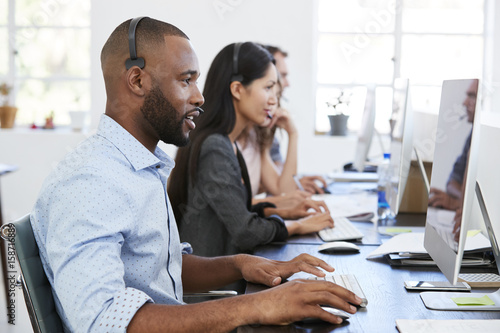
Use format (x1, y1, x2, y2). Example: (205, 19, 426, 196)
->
(30, 17, 361, 332)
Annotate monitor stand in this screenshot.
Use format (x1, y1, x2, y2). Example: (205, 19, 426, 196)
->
(420, 289, 500, 310)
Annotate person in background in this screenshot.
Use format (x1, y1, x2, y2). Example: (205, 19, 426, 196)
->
(236, 80, 306, 198)
(30, 18, 361, 332)
(428, 79, 478, 211)
(256, 45, 328, 194)
(168, 42, 335, 261)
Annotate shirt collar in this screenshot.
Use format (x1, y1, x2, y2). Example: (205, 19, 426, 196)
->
(97, 114, 175, 173)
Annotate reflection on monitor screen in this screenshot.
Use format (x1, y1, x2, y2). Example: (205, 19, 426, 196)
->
(387, 78, 413, 216)
(424, 79, 481, 285)
(352, 86, 376, 172)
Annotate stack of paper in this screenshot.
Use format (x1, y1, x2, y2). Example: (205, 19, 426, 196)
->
(367, 232, 492, 266)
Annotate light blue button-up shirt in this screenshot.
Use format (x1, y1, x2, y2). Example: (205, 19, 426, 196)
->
(31, 114, 187, 332)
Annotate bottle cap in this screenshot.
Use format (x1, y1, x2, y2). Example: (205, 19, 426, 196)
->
(383, 153, 391, 159)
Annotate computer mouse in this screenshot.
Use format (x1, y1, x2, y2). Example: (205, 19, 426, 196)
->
(318, 241, 360, 253)
(347, 212, 375, 222)
(321, 187, 332, 194)
(299, 306, 350, 324)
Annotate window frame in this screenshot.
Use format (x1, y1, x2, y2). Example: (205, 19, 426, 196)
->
(313, 0, 489, 135)
(1, 0, 91, 127)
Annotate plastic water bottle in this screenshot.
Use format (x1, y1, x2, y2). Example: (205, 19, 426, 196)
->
(377, 153, 392, 220)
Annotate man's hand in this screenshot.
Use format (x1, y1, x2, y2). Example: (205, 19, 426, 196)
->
(300, 175, 328, 194)
(429, 187, 461, 210)
(245, 279, 362, 325)
(236, 253, 334, 287)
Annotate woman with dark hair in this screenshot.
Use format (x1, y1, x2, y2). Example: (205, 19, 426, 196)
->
(168, 42, 333, 258)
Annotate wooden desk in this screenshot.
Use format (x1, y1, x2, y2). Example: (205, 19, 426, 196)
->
(238, 221, 500, 332)
(285, 213, 427, 246)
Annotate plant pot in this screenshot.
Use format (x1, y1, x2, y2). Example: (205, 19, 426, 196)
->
(328, 114, 349, 136)
(0, 106, 18, 128)
(69, 111, 88, 132)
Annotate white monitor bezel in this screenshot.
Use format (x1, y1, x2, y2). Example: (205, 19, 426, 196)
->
(423, 79, 481, 285)
(387, 78, 413, 216)
(353, 86, 376, 172)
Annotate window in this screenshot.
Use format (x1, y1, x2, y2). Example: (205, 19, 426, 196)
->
(1, 0, 91, 127)
(315, 0, 485, 134)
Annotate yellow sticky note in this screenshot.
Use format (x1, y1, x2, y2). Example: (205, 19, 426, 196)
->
(467, 230, 481, 237)
(385, 228, 412, 234)
(451, 295, 495, 306)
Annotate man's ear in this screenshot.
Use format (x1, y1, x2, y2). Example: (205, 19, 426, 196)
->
(126, 67, 147, 97)
(230, 81, 243, 101)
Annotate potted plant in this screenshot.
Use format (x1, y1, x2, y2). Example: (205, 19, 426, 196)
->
(326, 90, 351, 136)
(0, 82, 17, 128)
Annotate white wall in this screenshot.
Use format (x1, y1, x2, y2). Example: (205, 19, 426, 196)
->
(90, 0, 368, 174)
(0, 130, 91, 221)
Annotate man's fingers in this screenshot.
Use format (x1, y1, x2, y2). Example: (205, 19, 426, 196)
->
(292, 280, 361, 312)
(292, 253, 334, 273)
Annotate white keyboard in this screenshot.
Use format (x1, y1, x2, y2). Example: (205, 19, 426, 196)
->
(308, 273, 368, 307)
(458, 273, 500, 287)
(318, 216, 364, 242)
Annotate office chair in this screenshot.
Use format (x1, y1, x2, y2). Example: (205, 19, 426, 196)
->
(5, 214, 64, 333)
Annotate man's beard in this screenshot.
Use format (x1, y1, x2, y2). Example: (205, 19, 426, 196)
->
(141, 84, 190, 147)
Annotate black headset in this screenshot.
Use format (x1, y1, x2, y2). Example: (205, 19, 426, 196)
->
(125, 16, 148, 70)
(231, 42, 244, 82)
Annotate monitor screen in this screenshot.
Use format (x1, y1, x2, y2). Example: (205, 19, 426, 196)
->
(387, 78, 413, 216)
(423, 79, 481, 284)
(352, 86, 376, 172)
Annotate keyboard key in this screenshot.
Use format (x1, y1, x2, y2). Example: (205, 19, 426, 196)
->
(309, 273, 368, 307)
(458, 273, 500, 287)
(318, 216, 364, 242)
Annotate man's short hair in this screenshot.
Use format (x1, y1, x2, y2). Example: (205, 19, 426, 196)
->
(261, 44, 288, 58)
(101, 17, 189, 67)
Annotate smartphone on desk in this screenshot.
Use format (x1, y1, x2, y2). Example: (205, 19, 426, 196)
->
(404, 280, 471, 291)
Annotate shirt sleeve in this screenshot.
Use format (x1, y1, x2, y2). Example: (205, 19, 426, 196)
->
(33, 169, 152, 332)
(194, 135, 288, 251)
(448, 131, 472, 186)
(270, 137, 283, 165)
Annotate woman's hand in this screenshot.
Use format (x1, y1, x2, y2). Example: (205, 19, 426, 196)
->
(272, 199, 330, 220)
(299, 175, 328, 194)
(286, 212, 334, 235)
(269, 107, 297, 135)
(260, 190, 312, 209)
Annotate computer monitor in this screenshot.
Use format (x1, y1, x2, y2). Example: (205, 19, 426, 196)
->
(470, 114, 500, 277)
(423, 79, 481, 285)
(414, 147, 430, 195)
(386, 78, 413, 216)
(420, 108, 500, 311)
(475, 182, 500, 276)
(352, 85, 376, 172)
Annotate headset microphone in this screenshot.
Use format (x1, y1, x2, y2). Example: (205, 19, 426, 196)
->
(125, 16, 148, 70)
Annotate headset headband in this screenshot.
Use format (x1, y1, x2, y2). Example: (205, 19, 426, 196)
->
(125, 16, 148, 70)
(231, 42, 244, 82)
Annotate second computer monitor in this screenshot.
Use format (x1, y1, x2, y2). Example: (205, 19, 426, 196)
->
(474, 113, 500, 275)
(423, 79, 481, 285)
(387, 78, 413, 216)
(352, 86, 376, 172)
